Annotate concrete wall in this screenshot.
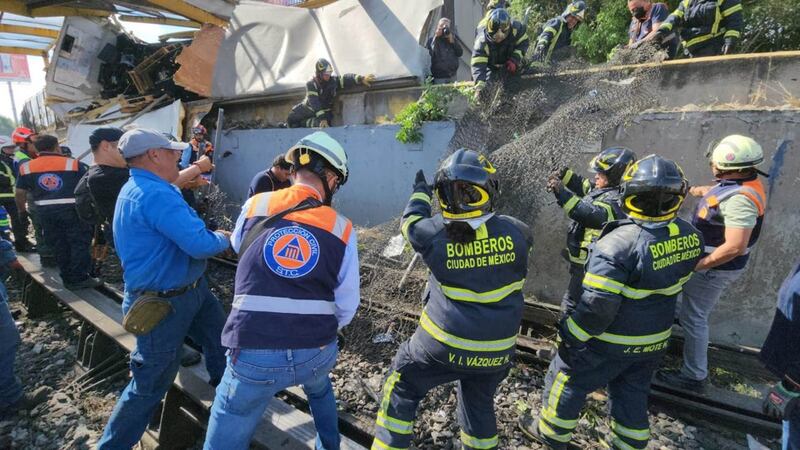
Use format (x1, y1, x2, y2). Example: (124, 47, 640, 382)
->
(526, 110, 797, 348)
(603, 110, 798, 347)
(215, 122, 455, 226)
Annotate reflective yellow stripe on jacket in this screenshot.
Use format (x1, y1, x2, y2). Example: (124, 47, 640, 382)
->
(419, 310, 516, 352)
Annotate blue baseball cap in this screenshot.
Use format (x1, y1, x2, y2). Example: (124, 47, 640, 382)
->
(118, 128, 186, 159)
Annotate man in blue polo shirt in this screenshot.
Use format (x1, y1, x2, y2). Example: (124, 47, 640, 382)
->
(98, 129, 232, 449)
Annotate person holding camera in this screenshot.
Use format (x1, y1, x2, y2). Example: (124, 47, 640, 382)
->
(426, 18, 463, 84)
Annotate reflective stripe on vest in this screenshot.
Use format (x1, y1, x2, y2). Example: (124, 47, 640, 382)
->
(34, 198, 77, 206)
(419, 309, 517, 352)
(232, 294, 336, 315)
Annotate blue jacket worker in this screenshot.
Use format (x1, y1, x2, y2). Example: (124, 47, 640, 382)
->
(761, 259, 800, 450)
(548, 147, 635, 317)
(204, 131, 360, 450)
(0, 238, 47, 419)
(15, 135, 98, 290)
(372, 149, 532, 450)
(657, 135, 767, 392)
(426, 18, 463, 84)
(532, 1, 586, 65)
(247, 154, 292, 198)
(97, 129, 232, 449)
(519, 156, 703, 450)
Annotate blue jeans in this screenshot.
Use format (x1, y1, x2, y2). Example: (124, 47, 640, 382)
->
(39, 207, 93, 284)
(785, 410, 800, 450)
(677, 268, 744, 380)
(97, 279, 227, 450)
(0, 298, 22, 409)
(204, 342, 339, 450)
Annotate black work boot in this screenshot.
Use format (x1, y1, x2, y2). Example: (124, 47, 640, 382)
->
(518, 413, 568, 450)
(655, 368, 707, 392)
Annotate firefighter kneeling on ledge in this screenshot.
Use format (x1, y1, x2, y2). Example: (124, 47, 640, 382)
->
(372, 149, 533, 450)
(518, 155, 704, 450)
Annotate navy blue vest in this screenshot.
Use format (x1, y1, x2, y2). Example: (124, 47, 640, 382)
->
(692, 177, 766, 271)
(222, 185, 352, 349)
(17, 153, 85, 212)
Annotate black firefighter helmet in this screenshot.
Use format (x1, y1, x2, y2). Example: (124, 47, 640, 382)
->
(434, 149, 499, 220)
(485, 8, 512, 42)
(620, 154, 688, 222)
(315, 58, 333, 78)
(589, 147, 637, 186)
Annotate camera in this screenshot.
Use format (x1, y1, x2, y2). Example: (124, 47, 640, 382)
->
(442, 26, 451, 36)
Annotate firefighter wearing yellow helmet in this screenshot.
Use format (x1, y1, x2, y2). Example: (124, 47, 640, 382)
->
(373, 149, 532, 450)
(520, 155, 703, 449)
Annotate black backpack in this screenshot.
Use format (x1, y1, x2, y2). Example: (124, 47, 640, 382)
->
(74, 173, 102, 225)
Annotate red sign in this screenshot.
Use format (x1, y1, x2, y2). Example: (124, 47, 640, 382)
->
(0, 54, 31, 83)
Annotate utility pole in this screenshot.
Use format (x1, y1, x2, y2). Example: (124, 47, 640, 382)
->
(7, 81, 18, 124)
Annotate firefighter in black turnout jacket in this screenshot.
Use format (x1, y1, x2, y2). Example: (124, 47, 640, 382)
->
(549, 147, 636, 316)
(287, 58, 376, 128)
(519, 155, 704, 450)
(371, 149, 532, 450)
(471, 8, 529, 86)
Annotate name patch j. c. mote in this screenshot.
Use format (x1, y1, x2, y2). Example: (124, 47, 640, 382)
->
(263, 226, 320, 278)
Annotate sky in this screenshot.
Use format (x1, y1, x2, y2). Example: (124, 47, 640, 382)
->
(0, 19, 193, 125)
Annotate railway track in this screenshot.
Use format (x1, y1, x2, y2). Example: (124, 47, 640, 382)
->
(209, 255, 782, 437)
(10, 250, 778, 450)
(16, 253, 371, 449)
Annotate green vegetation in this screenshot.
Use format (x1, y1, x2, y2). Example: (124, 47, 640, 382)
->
(394, 82, 477, 144)
(509, 0, 799, 63)
(0, 115, 14, 136)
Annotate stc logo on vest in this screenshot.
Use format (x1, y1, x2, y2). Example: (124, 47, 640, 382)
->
(37, 173, 63, 192)
(263, 226, 320, 278)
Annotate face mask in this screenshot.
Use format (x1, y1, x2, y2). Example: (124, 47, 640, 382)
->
(633, 6, 647, 19)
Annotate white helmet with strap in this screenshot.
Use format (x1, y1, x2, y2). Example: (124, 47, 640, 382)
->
(711, 135, 763, 170)
(285, 131, 349, 185)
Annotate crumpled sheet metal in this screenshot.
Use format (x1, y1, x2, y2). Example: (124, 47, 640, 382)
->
(175, 0, 442, 99)
(174, 24, 226, 98)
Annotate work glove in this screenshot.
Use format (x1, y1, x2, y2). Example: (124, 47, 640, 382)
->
(413, 170, 433, 196)
(505, 59, 518, 74)
(319, 119, 330, 128)
(763, 382, 800, 420)
(532, 45, 546, 62)
(546, 168, 567, 193)
(363, 74, 377, 87)
(546, 174, 561, 193)
(722, 40, 736, 55)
